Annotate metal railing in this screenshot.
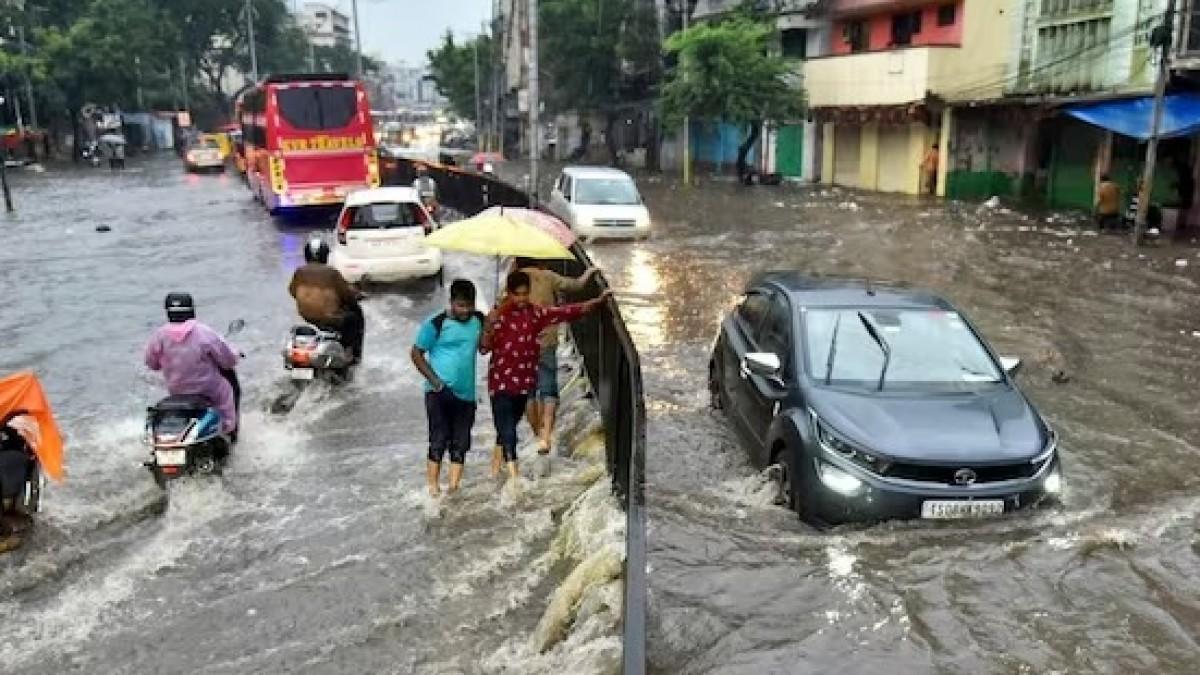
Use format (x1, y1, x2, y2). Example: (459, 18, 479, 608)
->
(381, 156, 647, 674)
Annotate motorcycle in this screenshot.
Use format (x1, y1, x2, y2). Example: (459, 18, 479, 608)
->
(282, 324, 354, 385)
(80, 140, 102, 167)
(143, 320, 244, 487)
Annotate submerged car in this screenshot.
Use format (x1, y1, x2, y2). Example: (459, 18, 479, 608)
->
(709, 273, 1062, 527)
(548, 166, 651, 240)
(329, 187, 442, 283)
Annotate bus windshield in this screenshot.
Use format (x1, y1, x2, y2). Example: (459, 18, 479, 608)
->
(276, 87, 358, 131)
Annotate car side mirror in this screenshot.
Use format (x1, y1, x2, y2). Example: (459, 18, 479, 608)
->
(743, 352, 782, 378)
(1000, 356, 1022, 376)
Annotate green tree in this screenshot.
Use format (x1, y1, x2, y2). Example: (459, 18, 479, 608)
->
(660, 13, 804, 178)
(426, 31, 492, 122)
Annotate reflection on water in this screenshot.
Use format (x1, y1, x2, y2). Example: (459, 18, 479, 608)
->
(619, 247, 666, 347)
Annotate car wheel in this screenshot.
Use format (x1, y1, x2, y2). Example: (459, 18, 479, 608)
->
(772, 446, 796, 512)
(708, 360, 724, 410)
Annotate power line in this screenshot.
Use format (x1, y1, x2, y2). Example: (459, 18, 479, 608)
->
(944, 11, 1165, 100)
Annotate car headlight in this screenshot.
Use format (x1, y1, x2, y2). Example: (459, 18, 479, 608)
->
(812, 413, 891, 475)
(815, 460, 864, 495)
(1044, 470, 1063, 495)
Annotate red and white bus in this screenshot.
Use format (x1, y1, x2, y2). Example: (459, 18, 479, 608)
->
(240, 74, 380, 213)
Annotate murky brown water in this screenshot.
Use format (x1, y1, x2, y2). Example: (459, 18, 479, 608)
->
(581, 176, 1200, 674)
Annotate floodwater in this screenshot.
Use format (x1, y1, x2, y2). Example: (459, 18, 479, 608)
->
(0, 158, 623, 674)
(573, 175, 1200, 673)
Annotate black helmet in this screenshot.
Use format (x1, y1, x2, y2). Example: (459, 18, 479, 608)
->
(164, 292, 196, 323)
(304, 236, 331, 264)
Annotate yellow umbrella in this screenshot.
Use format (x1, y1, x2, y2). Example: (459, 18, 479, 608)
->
(424, 211, 574, 260)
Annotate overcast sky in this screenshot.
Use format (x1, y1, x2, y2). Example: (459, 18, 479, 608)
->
(311, 0, 494, 68)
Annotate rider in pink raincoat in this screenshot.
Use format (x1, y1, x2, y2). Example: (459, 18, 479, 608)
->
(144, 293, 240, 435)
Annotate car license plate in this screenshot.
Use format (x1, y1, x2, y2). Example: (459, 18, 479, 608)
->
(921, 500, 1004, 520)
(291, 368, 315, 380)
(155, 449, 187, 466)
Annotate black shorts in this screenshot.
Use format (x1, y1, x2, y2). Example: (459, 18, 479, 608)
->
(425, 389, 476, 464)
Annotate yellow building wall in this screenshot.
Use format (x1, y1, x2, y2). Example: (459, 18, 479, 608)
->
(822, 123, 835, 186)
(859, 124, 880, 191)
(934, 0, 1015, 101)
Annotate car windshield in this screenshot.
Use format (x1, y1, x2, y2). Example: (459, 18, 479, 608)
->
(574, 177, 640, 205)
(199, 139, 221, 149)
(350, 201, 424, 229)
(804, 308, 1003, 390)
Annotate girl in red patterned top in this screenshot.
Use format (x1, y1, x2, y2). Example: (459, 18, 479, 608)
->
(482, 271, 610, 482)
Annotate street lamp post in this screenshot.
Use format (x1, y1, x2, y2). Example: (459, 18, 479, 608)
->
(246, 0, 259, 82)
(351, 0, 364, 77)
(529, 0, 540, 203)
(17, 25, 37, 130)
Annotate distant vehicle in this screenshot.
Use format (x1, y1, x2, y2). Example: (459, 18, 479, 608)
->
(240, 73, 380, 214)
(548, 166, 652, 240)
(183, 136, 225, 173)
(708, 273, 1062, 527)
(330, 187, 442, 283)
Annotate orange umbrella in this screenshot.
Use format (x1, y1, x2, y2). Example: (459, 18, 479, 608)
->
(0, 372, 65, 482)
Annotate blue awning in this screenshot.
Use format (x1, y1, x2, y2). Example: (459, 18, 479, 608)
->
(1064, 94, 1200, 140)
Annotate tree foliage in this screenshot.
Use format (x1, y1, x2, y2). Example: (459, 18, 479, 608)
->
(659, 14, 804, 128)
(426, 31, 493, 122)
(3, 0, 352, 128)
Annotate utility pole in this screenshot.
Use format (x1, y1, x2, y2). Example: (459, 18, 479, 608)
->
(351, 0, 364, 77)
(1135, 0, 1176, 244)
(0, 94, 13, 212)
(135, 56, 145, 110)
(246, 0, 260, 82)
(529, 0, 540, 203)
(179, 56, 191, 113)
(474, 36, 482, 146)
(18, 25, 37, 130)
(681, 1, 691, 187)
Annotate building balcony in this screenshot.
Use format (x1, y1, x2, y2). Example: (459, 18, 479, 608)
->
(804, 45, 964, 108)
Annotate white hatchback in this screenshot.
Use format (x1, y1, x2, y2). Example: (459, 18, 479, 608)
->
(548, 166, 651, 240)
(330, 187, 442, 283)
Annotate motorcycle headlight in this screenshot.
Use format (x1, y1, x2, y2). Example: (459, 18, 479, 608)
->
(812, 413, 891, 475)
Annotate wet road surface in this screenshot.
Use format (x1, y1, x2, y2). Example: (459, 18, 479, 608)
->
(570, 175, 1200, 674)
(0, 158, 622, 674)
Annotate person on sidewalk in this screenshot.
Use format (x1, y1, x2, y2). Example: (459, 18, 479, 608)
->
(921, 143, 939, 196)
(1095, 174, 1121, 230)
(511, 258, 601, 462)
(482, 271, 610, 483)
(411, 280, 485, 497)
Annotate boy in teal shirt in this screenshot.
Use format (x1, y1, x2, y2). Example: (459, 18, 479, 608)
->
(411, 280, 484, 496)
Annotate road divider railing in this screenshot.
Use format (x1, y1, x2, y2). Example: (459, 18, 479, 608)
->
(382, 156, 647, 674)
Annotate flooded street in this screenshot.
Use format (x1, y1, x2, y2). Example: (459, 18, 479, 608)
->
(0, 158, 621, 674)
(579, 176, 1200, 673)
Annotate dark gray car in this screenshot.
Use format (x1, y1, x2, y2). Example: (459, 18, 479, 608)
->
(708, 273, 1062, 527)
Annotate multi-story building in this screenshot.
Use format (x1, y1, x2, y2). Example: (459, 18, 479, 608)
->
(804, 0, 1014, 195)
(301, 2, 353, 49)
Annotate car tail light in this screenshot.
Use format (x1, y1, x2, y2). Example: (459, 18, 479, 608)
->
(337, 208, 352, 245)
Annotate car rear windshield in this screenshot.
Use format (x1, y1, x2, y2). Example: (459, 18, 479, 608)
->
(574, 177, 640, 205)
(276, 86, 358, 131)
(803, 308, 1003, 390)
(349, 202, 425, 229)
